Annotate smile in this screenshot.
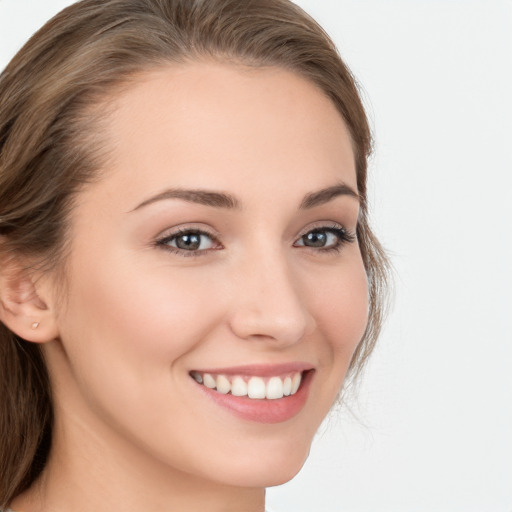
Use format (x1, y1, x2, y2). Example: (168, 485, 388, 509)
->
(190, 371, 303, 400)
(189, 365, 314, 423)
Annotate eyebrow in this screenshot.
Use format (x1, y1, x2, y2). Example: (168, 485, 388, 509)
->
(131, 182, 359, 212)
(299, 183, 359, 209)
(131, 189, 241, 211)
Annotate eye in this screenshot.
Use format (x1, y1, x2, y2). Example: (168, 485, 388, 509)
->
(294, 226, 355, 252)
(157, 229, 219, 254)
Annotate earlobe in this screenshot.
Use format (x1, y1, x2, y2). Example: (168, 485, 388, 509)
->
(0, 254, 59, 343)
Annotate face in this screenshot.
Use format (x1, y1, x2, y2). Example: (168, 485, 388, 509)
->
(45, 62, 368, 488)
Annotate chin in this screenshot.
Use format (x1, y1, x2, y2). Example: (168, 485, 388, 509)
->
(219, 459, 308, 489)
(202, 435, 313, 489)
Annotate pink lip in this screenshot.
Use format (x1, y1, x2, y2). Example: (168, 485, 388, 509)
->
(192, 368, 315, 424)
(191, 362, 313, 377)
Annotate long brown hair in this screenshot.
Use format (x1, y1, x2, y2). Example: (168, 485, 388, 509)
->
(0, 0, 389, 505)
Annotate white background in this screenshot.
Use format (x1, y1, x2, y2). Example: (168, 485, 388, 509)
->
(1, 1, 511, 511)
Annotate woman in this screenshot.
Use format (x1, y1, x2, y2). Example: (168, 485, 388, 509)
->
(0, 0, 389, 510)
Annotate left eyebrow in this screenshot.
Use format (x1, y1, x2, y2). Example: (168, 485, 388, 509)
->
(299, 183, 359, 209)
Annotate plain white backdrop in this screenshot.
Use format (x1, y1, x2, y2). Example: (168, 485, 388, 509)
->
(1, 1, 511, 511)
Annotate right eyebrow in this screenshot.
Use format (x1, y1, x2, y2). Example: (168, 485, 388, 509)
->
(130, 188, 241, 212)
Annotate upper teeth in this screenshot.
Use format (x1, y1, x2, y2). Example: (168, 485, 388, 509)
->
(190, 371, 303, 400)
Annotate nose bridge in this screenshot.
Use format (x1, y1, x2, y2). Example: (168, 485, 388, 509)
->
(228, 244, 314, 345)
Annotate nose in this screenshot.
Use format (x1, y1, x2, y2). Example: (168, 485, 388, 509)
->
(227, 251, 316, 347)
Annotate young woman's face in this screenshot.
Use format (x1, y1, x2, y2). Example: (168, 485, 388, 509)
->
(46, 62, 368, 488)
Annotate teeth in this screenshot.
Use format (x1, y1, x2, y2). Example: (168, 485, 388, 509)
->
(191, 371, 203, 384)
(247, 377, 266, 399)
(231, 376, 248, 397)
(291, 373, 301, 394)
(216, 375, 231, 394)
(266, 377, 284, 400)
(203, 373, 216, 389)
(283, 376, 292, 396)
(191, 371, 304, 400)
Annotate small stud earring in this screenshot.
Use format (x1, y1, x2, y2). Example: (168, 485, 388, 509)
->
(31, 322, 40, 330)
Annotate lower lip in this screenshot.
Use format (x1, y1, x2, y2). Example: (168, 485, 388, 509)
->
(194, 370, 314, 424)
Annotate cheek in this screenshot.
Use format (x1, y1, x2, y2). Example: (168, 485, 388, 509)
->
(302, 255, 369, 364)
(64, 256, 222, 362)
(296, 255, 369, 426)
(53, 253, 227, 434)
(53, 252, 229, 429)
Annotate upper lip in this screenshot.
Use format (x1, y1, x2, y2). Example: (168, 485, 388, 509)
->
(190, 362, 314, 377)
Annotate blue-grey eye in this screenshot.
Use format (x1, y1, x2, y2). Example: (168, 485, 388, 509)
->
(165, 231, 215, 251)
(296, 229, 339, 248)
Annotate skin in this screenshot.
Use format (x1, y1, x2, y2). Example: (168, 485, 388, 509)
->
(11, 62, 368, 512)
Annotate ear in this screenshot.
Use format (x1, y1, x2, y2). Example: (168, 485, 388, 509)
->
(0, 253, 59, 343)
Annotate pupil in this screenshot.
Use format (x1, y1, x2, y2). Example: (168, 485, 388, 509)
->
(304, 231, 326, 247)
(176, 234, 200, 250)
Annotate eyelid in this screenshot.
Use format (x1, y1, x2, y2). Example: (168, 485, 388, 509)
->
(155, 225, 223, 255)
(293, 222, 356, 250)
(295, 221, 354, 239)
(156, 223, 221, 242)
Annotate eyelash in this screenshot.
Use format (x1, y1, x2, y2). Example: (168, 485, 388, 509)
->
(294, 225, 356, 253)
(156, 228, 220, 257)
(155, 224, 356, 257)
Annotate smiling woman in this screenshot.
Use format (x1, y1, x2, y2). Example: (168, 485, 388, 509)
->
(0, 1, 389, 511)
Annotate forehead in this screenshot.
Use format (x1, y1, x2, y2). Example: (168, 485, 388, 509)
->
(89, 61, 357, 207)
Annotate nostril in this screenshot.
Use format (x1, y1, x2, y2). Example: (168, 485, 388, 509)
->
(228, 306, 314, 346)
